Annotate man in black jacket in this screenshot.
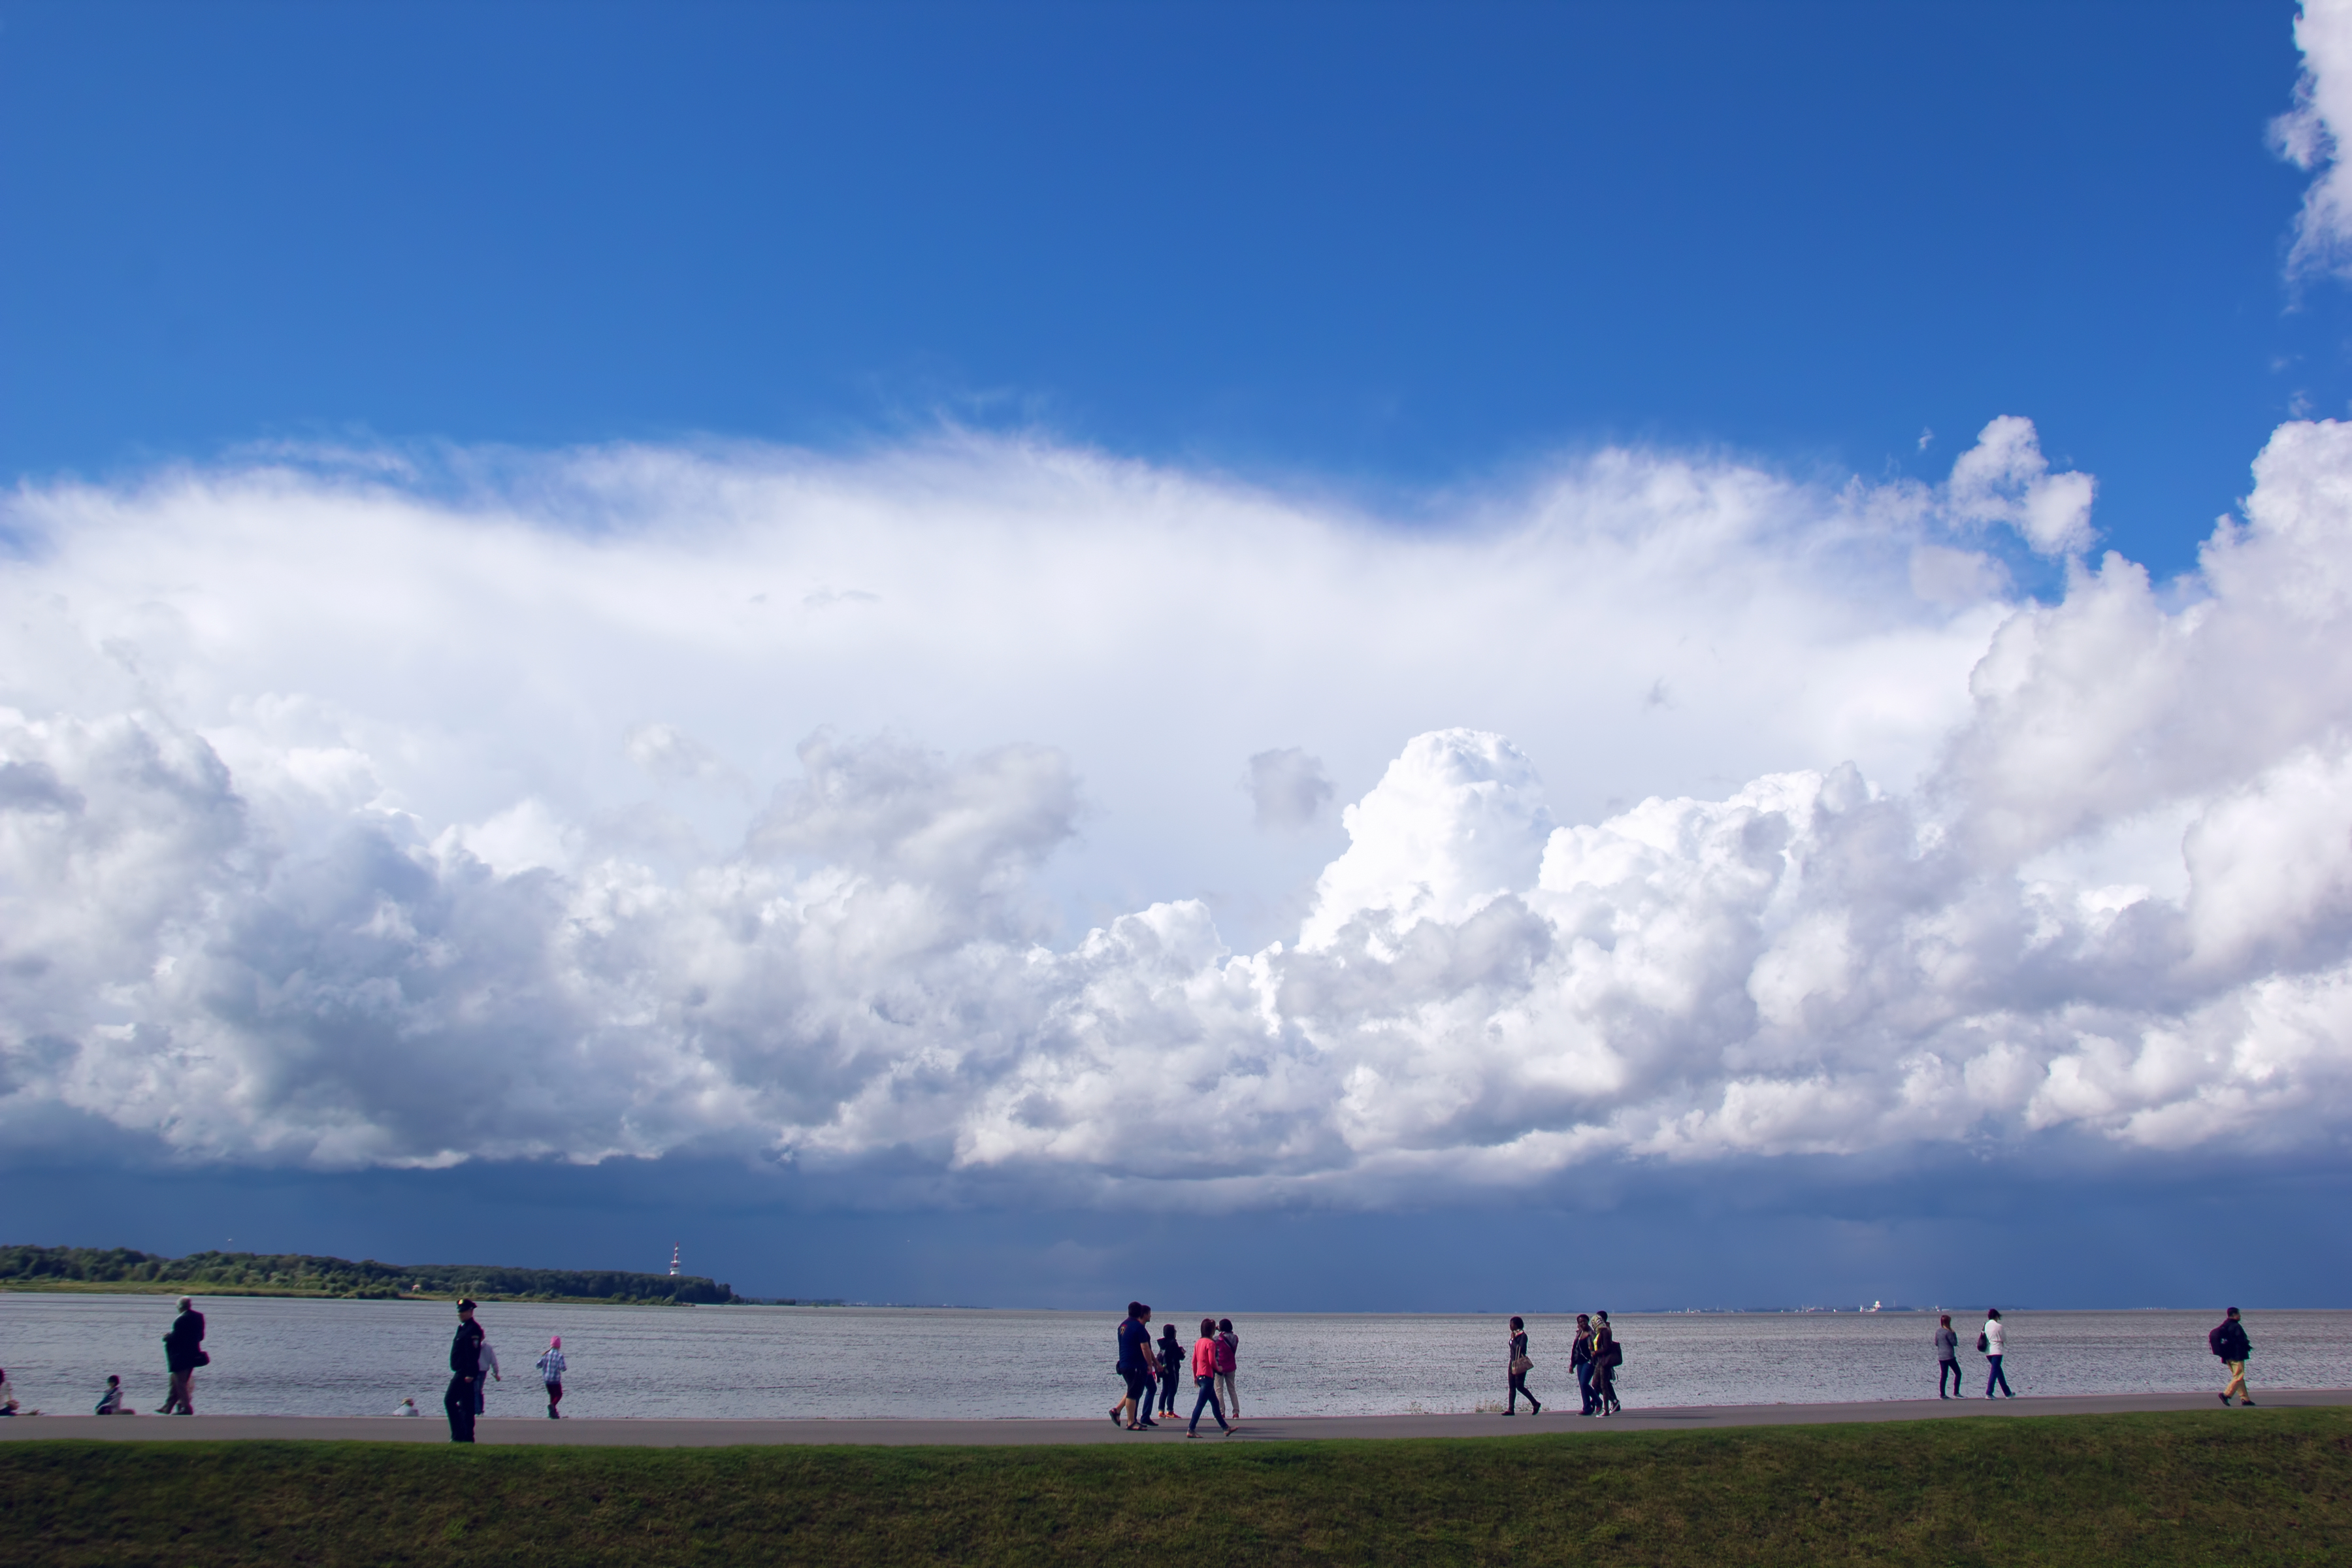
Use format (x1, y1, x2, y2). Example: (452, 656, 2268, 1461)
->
(445, 1299, 485, 1442)
(2210, 1307, 2254, 1406)
(159, 1298, 206, 1414)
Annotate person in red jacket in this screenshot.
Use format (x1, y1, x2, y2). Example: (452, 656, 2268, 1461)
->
(1186, 1317, 1233, 1438)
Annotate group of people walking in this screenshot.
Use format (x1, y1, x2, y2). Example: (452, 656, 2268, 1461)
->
(1931, 1309, 2019, 1398)
(1929, 1306, 2261, 1405)
(1113, 1303, 1241, 1437)
(1502, 1311, 1623, 1417)
(0, 1297, 2283, 1429)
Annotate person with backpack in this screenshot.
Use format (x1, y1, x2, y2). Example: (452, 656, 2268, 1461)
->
(1570, 1313, 1596, 1414)
(1590, 1311, 1622, 1416)
(2210, 1307, 2254, 1406)
(535, 1336, 567, 1418)
(1934, 1315, 1962, 1398)
(1186, 1316, 1233, 1437)
(1215, 1318, 1241, 1424)
(1504, 1315, 1541, 1414)
(1980, 1309, 2013, 1397)
(159, 1297, 206, 1414)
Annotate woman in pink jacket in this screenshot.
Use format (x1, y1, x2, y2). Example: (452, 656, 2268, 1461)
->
(1186, 1317, 1233, 1438)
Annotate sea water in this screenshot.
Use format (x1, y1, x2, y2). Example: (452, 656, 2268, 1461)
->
(1, 1294, 2344, 1420)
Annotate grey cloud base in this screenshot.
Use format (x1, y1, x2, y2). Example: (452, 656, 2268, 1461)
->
(5, 420, 2352, 1195)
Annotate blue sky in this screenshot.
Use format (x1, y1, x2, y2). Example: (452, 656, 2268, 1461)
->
(1, 1, 2326, 573)
(9, 1, 2352, 1310)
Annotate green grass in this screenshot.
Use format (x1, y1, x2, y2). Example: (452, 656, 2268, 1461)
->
(5, 1409, 2349, 1567)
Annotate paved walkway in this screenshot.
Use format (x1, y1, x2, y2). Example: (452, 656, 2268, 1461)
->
(3, 1388, 2346, 1447)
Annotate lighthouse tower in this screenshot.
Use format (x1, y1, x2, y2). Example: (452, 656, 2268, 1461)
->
(668, 1243, 680, 1278)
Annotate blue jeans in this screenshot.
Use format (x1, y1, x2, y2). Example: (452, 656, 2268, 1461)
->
(1576, 1361, 1596, 1413)
(1939, 1360, 1962, 1397)
(1139, 1380, 1158, 1421)
(1189, 1374, 1228, 1433)
(1985, 1355, 2012, 1397)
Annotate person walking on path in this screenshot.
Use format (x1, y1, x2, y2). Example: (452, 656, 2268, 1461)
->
(1186, 1316, 1233, 1437)
(158, 1297, 206, 1414)
(1137, 1320, 1163, 1428)
(444, 1299, 485, 1443)
(1589, 1312, 1622, 1416)
(1981, 1309, 2014, 1398)
(1111, 1303, 1154, 1430)
(1215, 1318, 1241, 1424)
(1505, 1316, 1541, 1414)
(535, 1337, 567, 1418)
(472, 1328, 503, 1416)
(95, 1376, 132, 1415)
(2210, 1307, 2255, 1405)
(1570, 1314, 1596, 1414)
(1156, 1322, 1183, 1420)
(1935, 1315, 1962, 1398)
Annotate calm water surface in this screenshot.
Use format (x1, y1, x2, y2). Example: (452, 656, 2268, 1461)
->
(2, 1294, 2345, 1419)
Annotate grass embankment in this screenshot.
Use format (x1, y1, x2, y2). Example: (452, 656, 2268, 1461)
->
(7, 1409, 2349, 1567)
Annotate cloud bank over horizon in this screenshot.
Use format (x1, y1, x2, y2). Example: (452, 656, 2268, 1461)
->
(8, 406, 2352, 1204)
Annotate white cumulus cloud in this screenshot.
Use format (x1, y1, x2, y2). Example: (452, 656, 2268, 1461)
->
(4, 417, 2348, 1201)
(2273, 0, 2352, 279)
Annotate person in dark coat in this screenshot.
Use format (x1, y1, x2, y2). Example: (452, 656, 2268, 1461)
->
(1157, 1323, 1183, 1417)
(445, 1299, 485, 1443)
(1504, 1316, 1541, 1414)
(1588, 1311, 1621, 1416)
(159, 1297, 206, 1414)
(2210, 1307, 2255, 1406)
(1570, 1313, 1596, 1414)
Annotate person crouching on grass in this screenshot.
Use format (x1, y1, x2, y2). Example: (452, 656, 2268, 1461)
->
(1187, 1317, 1233, 1438)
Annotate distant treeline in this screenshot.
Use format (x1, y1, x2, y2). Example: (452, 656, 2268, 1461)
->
(0, 1245, 738, 1305)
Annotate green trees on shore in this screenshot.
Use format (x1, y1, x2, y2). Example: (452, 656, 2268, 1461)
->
(0, 1244, 737, 1304)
